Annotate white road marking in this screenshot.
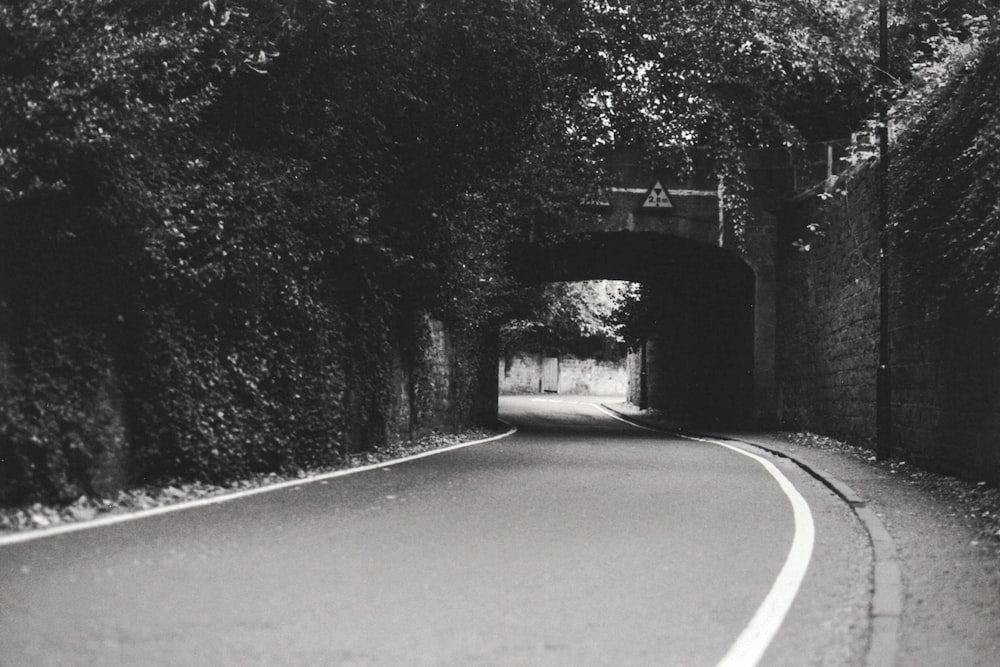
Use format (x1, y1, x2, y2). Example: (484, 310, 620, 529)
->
(700, 436, 815, 667)
(0, 426, 517, 548)
(590, 404, 662, 431)
(4, 397, 816, 667)
(591, 404, 816, 667)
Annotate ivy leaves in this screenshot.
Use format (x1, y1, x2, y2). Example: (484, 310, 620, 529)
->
(893, 34, 1000, 317)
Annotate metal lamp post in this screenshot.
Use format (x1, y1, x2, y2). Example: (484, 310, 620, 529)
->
(876, 0, 892, 461)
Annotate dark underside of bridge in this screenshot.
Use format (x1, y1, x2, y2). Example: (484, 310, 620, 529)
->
(515, 232, 755, 428)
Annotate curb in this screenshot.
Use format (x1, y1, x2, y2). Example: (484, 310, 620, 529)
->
(599, 404, 901, 667)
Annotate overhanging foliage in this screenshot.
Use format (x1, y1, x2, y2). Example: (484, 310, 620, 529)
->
(893, 33, 1000, 316)
(3, 0, 986, 503)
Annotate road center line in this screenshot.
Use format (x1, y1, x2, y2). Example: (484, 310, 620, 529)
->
(591, 404, 816, 667)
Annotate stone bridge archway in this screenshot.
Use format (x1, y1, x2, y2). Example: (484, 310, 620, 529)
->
(513, 148, 789, 429)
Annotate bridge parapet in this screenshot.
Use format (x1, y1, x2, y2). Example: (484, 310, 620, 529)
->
(520, 140, 859, 429)
(571, 183, 723, 247)
(542, 140, 860, 254)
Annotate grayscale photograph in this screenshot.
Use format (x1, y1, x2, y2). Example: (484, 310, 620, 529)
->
(1, 1, 998, 665)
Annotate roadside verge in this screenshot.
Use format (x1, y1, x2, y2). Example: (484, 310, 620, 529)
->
(0, 425, 517, 548)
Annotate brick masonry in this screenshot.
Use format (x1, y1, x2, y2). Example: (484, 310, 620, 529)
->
(890, 272, 1000, 481)
(776, 161, 1000, 483)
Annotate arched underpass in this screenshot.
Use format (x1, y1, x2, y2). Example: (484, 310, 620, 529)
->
(513, 231, 756, 429)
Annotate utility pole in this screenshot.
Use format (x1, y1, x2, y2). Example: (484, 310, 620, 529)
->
(639, 339, 648, 410)
(876, 0, 892, 460)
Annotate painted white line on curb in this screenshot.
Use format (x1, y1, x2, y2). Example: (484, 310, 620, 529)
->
(0, 426, 518, 549)
(591, 404, 662, 432)
(591, 404, 816, 667)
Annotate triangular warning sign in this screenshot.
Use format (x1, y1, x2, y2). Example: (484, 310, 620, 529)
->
(642, 180, 673, 209)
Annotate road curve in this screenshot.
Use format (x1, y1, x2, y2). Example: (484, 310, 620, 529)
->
(0, 395, 870, 666)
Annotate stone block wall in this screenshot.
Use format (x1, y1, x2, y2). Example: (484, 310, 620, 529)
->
(557, 356, 627, 395)
(775, 164, 881, 445)
(890, 271, 1000, 481)
(776, 161, 1000, 483)
(387, 314, 498, 442)
(626, 347, 643, 406)
(399, 315, 454, 436)
(498, 352, 627, 396)
(498, 353, 545, 394)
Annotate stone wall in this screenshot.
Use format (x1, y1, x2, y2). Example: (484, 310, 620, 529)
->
(776, 163, 881, 444)
(396, 314, 457, 438)
(621, 266, 756, 429)
(498, 352, 627, 396)
(776, 161, 1000, 483)
(0, 300, 491, 505)
(890, 264, 1000, 481)
(626, 347, 643, 406)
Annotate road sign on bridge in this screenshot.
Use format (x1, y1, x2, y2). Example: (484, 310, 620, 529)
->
(643, 180, 674, 209)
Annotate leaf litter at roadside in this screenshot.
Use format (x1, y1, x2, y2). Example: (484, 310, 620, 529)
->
(0, 427, 502, 536)
(783, 432, 1000, 550)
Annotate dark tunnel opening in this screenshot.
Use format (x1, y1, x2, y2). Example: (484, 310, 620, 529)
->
(508, 232, 756, 429)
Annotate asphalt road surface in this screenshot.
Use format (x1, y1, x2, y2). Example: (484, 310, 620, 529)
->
(0, 395, 871, 666)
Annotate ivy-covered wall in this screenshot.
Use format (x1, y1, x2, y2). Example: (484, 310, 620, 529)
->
(0, 0, 559, 506)
(888, 287, 1000, 482)
(776, 46, 1000, 487)
(0, 248, 495, 506)
(889, 34, 1000, 482)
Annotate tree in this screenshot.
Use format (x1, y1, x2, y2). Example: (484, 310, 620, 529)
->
(501, 280, 634, 358)
(0, 0, 608, 500)
(5, 0, 985, 501)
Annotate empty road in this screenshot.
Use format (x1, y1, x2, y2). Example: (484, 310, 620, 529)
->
(1, 395, 871, 666)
